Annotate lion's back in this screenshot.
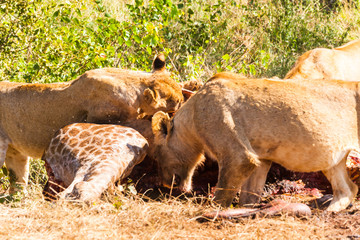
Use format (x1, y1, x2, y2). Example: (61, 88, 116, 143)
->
(285, 40, 360, 81)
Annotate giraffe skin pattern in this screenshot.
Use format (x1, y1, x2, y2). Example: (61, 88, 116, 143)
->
(43, 123, 148, 202)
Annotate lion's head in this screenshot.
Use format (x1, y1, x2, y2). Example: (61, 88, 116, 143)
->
(151, 111, 200, 192)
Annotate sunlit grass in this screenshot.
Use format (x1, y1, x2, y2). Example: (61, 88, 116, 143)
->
(1, 180, 359, 239)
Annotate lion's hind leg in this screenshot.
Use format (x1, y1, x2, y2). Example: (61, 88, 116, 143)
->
(322, 153, 358, 212)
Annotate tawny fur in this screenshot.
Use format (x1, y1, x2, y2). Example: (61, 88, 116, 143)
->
(285, 39, 360, 80)
(152, 72, 359, 212)
(179, 79, 204, 92)
(43, 123, 148, 202)
(0, 55, 183, 190)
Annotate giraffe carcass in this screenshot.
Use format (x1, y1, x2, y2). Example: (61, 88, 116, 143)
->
(43, 123, 148, 202)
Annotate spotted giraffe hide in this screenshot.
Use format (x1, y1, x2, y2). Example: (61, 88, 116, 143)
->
(43, 123, 148, 202)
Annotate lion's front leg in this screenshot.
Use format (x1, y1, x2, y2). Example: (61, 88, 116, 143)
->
(239, 160, 272, 205)
(0, 136, 10, 167)
(214, 152, 258, 207)
(5, 146, 29, 193)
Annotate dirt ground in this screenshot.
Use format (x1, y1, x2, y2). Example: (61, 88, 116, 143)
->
(3, 156, 360, 239)
(1, 188, 360, 240)
(3, 160, 360, 240)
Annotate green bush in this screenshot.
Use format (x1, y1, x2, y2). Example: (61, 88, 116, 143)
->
(242, 0, 349, 77)
(0, 0, 359, 194)
(0, 0, 118, 83)
(0, 0, 357, 83)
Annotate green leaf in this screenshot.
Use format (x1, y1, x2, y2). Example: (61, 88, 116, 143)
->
(33, 63, 40, 71)
(75, 40, 81, 49)
(75, 8, 82, 17)
(73, 17, 80, 25)
(222, 54, 230, 61)
(118, 36, 124, 45)
(53, 10, 59, 17)
(170, 6, 178, 18)
(143, 35, 152, 45)
(146, 46, 152, 55)
(109, 23, 117, 32)
(2, 167, 8, 176)
(61, 16, 71, 23)
(86, 27, 94, 33)
(125, 40, 132, 47)
(151, 35, 159, 45)
(249, 64, 256, 75)
(134, 35, 141, 43)
(113, 200, 123, 209)
(135, 0, 143, 7)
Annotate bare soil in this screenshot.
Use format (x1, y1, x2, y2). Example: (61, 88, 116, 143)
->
(4, 156, 360, 239)
(1, 187, 360, 240)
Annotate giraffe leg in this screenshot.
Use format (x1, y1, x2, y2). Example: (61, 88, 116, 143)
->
(63, 164, 117, 203)
(58, 175, 87, 201)
(5, 146, 29, 193)
(64, 151, 146, 202)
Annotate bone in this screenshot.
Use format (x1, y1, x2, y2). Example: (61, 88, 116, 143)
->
(200, 199, 311, 221)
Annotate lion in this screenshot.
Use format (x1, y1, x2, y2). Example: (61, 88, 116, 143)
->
(152, 72, 359, 212)
(285, 39, 360, 80)
(0, 54, 183, 191)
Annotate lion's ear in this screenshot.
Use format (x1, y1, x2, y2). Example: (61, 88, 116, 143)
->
(144, 88, 158, 104)
(152, 111, 171, 138)
(152, 53, 166, 72)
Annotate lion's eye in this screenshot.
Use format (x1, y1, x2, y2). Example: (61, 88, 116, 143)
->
(173, 174, 181, 186)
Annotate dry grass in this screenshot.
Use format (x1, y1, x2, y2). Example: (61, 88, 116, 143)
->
(1, 185, 360, 240)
